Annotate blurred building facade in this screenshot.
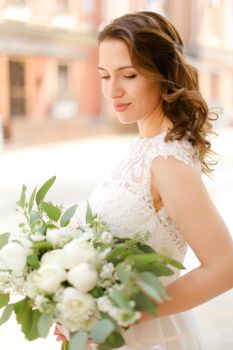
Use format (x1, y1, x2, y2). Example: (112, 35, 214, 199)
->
(0, 0, 232, 144)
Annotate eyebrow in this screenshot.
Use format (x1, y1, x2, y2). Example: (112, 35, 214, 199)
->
(97, 65, 135, 71)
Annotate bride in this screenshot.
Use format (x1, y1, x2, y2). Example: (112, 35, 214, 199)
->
(56, 11, 233, 349)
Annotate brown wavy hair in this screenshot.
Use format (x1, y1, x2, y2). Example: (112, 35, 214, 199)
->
(98, 11, 218, 175)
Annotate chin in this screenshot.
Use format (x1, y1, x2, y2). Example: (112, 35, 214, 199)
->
(116, 114, 138, 125)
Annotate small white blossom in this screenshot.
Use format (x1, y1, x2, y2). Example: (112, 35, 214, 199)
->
(100, 231, 113, 244)
(46, 227, 79, 248)
(30, 234, 45, 242)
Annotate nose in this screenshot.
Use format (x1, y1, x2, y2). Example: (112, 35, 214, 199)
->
(107, 78, 124, 99)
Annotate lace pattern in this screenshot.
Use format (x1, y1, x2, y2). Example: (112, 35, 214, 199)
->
(89, 131, 201, 279)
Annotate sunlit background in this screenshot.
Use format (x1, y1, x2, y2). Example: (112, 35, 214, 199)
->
(0, 1, 233, 349)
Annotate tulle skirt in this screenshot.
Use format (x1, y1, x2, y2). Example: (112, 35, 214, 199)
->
(120, 312, 204, 350)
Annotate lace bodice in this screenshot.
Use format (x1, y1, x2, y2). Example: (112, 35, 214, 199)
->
(89, 131, 201, 284)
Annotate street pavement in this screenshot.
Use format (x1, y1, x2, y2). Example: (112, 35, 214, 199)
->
(0, 128, 233, 350)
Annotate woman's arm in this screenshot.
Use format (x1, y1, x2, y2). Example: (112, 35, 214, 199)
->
(141, 156, 233, 321)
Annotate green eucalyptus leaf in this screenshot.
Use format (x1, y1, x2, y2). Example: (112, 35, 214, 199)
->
(132, 292, 157, 316)
(14, 298, 41, 340)
(0, 304, 14, 325)
(107, 244, 132, 263)
(69, 331, 88, 350)
(105, 330, 125, 348)
(0, 293, 10, 308)
(60, 204, 78, 227)
(27, 252, 40, 270)
(36, 176, 56, 206)
(16, 184, 27, 208)
(137, 272, 169, 304)
(41, 201, 61, 221)
(0, 232, 10, 249)
(90, 319, 115, 344)
(115, 263, 131, 283)
(28, 186, 37, 213)
(136, 263, 174, 276)
(109, 288, 131, 311)
(126, 253, 161, 267)
(30, 210, 41, 224)
(37, 313, 53, 338)
(166, 257, 185, 270)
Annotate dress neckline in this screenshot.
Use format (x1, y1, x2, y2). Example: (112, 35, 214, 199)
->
(135, 130, 167, 142)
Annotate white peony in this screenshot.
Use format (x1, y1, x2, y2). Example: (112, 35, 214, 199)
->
(36, 264, 67, 294)
(41, 249, 63, 266)
(0, 242, 28, 272)
(46, 227, 79, 248)
(56, 287, 99, 332)
(67, 263, 98, 292)
(61, 240, 96, 269)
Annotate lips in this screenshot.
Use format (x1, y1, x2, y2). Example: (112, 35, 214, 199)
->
(113, 103, 131, 112)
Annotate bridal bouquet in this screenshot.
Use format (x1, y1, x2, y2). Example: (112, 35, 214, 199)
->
(0, 176, 184, 350)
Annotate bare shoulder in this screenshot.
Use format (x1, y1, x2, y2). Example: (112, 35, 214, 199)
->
(151, 155, 232, 266)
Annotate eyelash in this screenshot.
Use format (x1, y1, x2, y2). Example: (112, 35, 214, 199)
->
(100, 74, 137, 80)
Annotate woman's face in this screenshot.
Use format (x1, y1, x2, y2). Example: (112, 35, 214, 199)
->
(98, 39, 161, 124)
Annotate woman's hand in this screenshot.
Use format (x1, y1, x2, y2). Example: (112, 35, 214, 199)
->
(54, 325, 67, 341)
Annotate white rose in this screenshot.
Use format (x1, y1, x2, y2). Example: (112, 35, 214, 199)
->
(46, 227, 79, 248)
(67, 263, 98, 292)
(36, 264, 67, 293)
(56, 287, 98, 332)
(0, 242, 28, 272)
(41, 249, 63, 266)
(61, 240, 96, 269)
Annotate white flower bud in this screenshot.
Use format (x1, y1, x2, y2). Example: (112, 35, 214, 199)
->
(67, 263, 98, 293)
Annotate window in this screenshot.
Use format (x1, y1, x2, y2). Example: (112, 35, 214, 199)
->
(58, 64, 69, 99)
(9, 60, 26, 117)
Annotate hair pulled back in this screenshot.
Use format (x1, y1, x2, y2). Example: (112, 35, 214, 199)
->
(98, 11, 217, 175)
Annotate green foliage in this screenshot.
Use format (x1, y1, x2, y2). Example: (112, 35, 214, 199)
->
(105, 330, 125, 348)
(89, 286, 105, 298)
(14, 298, 41, 340)
(0, 293, 10, 308)
(90, 319, 115, 344)
(41, 201, 61, 221)
(60, 204, 78, 227)
(0, 232, 10, 249)
(132, 292, 157, 316)
(36, 176, 56, 206)
(28, 186, 37, 213)
(86, 201, 94, 224)
(69, 331, 88, 350)
(109, 288, 131, 311)
(16, 184, 27, 208)
(137, 272, 170, 304)
(32, 241, 52, 251)
(0, 304, 14, 325)
(37, 313, 53, 338)
(27, 252, 40, 270)
(115, 263, 132, 283)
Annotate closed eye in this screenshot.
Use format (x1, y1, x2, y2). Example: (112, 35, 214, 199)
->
(124, 74, 137, 79)
(100, 76, 110, 80)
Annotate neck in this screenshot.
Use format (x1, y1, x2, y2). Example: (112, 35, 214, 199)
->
(137, 102, 172, 138)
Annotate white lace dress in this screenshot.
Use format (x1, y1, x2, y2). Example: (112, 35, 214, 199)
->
(89, 131, 204, 350)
